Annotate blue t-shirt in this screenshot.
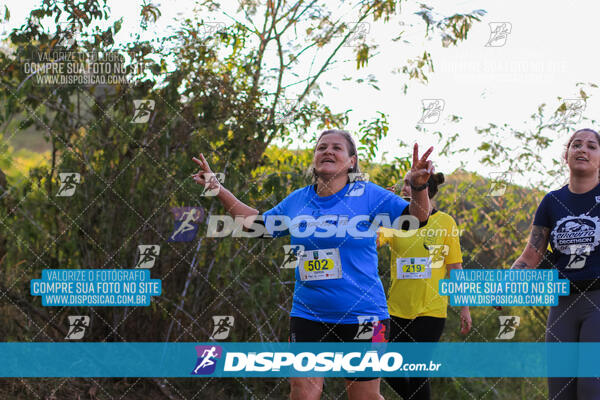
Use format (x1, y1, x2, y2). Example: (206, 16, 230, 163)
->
(534, 183, 600, 281)
(264, 181, 409, 323)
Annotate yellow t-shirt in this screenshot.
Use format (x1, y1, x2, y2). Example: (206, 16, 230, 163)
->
(379, 210, 462, 319)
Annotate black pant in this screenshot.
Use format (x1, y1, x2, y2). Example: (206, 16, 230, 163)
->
(289, 316, 390, 381)
(546, 290, 600, 400)
(385, 316, 445, 400)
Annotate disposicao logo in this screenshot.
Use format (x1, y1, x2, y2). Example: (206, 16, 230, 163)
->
(189, 347, 444, 375)
(223, 351, 404, 373)
(191, 345, 222, 375)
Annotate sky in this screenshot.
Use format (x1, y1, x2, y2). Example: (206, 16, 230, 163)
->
(2, 0, 600, 187)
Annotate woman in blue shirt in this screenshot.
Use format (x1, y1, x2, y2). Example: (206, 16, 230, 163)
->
(192, 129, 433, 399)
(510, 128, 600, 400)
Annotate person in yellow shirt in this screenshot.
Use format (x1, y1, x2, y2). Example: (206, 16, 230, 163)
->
(378, 171, 472, 400)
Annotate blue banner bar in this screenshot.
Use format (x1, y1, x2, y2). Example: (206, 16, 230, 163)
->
(1, 343, 600, 377)
(30, 269, 161, 306)
(439, 269, 570, 306)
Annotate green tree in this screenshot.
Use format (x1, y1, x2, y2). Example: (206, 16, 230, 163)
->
(0, 0, 486, 397)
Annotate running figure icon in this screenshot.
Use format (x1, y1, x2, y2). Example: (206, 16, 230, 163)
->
(65, 316, 90, 340)
(135, 245, 159, 268)
(168, 207, 203, 242)
(56, 173, 81, 197)
(193, 347, 218, 373)
(191, 345, 222, 375)
(210, 316, 234, 340)
(496, 316, 520, 340)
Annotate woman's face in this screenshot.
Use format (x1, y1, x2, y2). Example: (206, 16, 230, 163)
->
(314, 133, 356, 179)
(566, 131, 600, 176)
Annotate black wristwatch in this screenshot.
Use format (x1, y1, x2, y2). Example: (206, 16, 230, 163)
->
(409, 181, 429, 191)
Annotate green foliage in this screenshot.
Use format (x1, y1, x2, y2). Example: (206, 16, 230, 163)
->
(375, 169, 551, 399)
(416, 6, 486, 47)
(3, 0, 560, 398)
(358, 111, 389, 159)
(434, 82, 599, 190)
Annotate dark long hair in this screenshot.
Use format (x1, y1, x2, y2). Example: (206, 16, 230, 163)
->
(563, 128, 600, 162)
(427, 172, 445, 199)
(563, 128, 600, 178)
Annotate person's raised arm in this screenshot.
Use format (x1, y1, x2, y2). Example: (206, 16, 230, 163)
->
(408, 144, 433, 222)
(192, 154, 259, 220)
(511, 225, 550, 269)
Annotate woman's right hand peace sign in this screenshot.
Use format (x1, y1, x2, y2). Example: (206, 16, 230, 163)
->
(409, 143, 434, 187)
(192, 154, 220, 192)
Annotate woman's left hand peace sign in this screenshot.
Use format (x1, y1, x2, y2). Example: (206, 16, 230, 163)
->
(410, 143, 434, 187)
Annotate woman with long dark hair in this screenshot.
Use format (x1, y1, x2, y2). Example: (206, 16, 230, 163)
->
(378, 171, 471, 400)
(510, 128, 600, 399)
